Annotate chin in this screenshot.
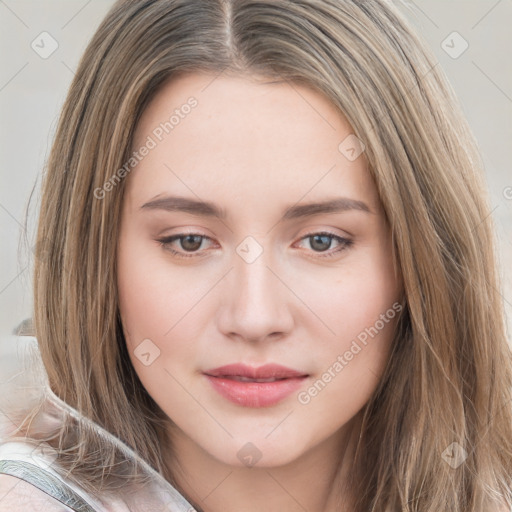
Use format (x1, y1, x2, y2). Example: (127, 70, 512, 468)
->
(203, 432, 310, 469)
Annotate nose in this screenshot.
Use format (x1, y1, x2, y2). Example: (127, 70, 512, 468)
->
(216, 243, 295, 344)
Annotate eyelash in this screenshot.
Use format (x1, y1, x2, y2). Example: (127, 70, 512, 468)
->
(156, 231, 353, 260)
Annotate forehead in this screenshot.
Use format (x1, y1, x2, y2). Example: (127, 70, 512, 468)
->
(133, 71, 352, 152)
(126, 72, 380, 214)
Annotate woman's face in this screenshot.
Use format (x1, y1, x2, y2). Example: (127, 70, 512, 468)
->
(117, 72, 402, 468)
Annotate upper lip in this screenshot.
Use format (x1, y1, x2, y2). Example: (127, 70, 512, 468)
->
(204, 363, 308, 380)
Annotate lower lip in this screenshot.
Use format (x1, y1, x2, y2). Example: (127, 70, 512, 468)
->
(204, 375, 307, 407)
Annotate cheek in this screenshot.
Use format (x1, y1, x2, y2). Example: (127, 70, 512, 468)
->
(116, 237, 204, 412)
(117, 234, 202, 343)
(296, 271, 400, 421)
(116, 231, 223, 406)
(302, 253, 399, 346)
(299, 247, 400, 401)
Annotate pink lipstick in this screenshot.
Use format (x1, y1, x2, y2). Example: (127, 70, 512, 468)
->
(203, 363, 308, 407)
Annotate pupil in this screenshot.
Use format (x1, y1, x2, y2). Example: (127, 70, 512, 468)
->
(182, 235, 202, 251)
(311, 234, 330, 252)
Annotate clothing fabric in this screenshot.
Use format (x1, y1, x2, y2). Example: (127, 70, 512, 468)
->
(0, 441, 101, 511)
(0, 336, 197, 512)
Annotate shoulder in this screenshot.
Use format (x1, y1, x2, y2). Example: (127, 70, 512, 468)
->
(0, 440, 131, 512)
(0, 474, 75, 511)
(0, 441, 105, 512)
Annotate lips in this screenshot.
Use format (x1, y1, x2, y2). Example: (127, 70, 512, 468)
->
(203, 364, 309, 407)
(205, 363, 306, 380)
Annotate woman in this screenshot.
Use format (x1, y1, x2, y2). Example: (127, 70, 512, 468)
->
(1, 0, 511, 510)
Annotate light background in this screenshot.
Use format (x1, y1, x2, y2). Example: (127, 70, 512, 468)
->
(0, 1, 511, 359)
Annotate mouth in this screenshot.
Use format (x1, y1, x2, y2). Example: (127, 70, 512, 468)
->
(217, 376, 293, 383)
(203, 363, 309, 407)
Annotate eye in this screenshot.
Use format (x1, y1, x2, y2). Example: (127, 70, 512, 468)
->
(157, 233, 214, 259)
(156, 230, 353, 259)
(294, 231, 353, 259)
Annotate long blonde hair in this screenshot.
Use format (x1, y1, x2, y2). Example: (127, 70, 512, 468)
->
(29, 0, 512, 509)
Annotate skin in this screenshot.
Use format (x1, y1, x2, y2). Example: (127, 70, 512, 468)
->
(117, 72, 402, 512)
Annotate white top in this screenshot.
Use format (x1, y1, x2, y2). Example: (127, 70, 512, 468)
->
(0, 440, 111, 511)
(0, 336, 197, 512)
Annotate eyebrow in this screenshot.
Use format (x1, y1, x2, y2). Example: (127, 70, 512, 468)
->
(140, 195, 372, 220)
